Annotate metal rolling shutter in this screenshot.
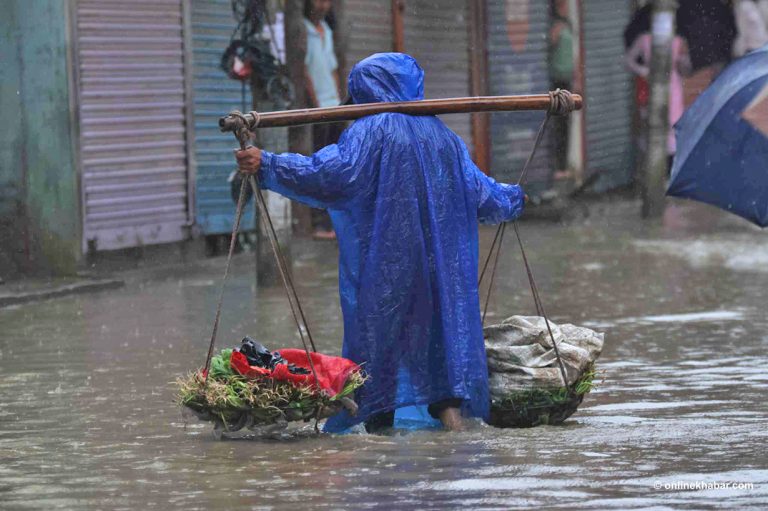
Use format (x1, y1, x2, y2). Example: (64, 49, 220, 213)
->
(76, 0, 190, 251)
(0, 171, 19, 220)
(487, 0, 551, 193)
(190, 0, 256, 234)
(403, 0, 473, 152)
(0, 44, 20, 220)
(582, 0, 632, 187)
(346, 0, 393, 72)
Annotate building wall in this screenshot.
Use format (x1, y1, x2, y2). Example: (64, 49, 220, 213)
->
(345, 0, 393, 68)
(404, 0, 474, 153)
(582, 0, 634, 189)
(0, 1, 25, 275)
(1, 0, 297, 275)
(0, 0, 81, 276)
(486, 0, 552, 193)
(190, 0, 257, 235)
(74, 0, 192, 251)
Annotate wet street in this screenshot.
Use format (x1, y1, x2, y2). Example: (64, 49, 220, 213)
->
(1, 198, 767, 510)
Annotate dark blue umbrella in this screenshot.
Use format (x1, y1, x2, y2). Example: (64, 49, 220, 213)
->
(668, 46, 768, 227)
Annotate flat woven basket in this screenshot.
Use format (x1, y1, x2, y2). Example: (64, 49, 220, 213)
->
(488, 389, 585, 428)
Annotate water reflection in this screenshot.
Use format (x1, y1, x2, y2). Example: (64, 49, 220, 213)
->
(1, 199, 767, 509)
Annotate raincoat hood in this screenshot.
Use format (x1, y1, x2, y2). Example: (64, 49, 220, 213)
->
(348, 52, 425, 103)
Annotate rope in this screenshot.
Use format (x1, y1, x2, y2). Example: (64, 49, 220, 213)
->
(512, 223, 568, 387)
(249, 110, 262, 129)
(203, 174, 250, 383)
(514, 90, 574, 186)
(548, 88, 576, 116)
(478, 220, 503, 287)
(478, 89, 577, 386)
(229, 110, 261, 145)
(479, 105, 550, 318)
(247, 176, 319, 357)
(230, 109, 248, 126)
(230, 109, 261, 131)
(246, 171, 324, 431)
(227, 114, 318, 357)
(481, 222, 506, 325)
(203, 118, 321, 395)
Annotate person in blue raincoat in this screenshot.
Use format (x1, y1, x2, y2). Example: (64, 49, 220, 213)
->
(235, 53, 525, 432)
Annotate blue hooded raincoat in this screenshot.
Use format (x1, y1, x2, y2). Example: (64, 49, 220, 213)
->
(259, 53, 525, 432)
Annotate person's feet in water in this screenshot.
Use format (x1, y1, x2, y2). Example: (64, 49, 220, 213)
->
(428, 398, 466, 432)
(365, 400, 466, 434)
(437, 407, 465, 432)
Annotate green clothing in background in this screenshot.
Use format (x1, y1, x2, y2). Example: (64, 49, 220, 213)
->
(549, 19, 574, 84)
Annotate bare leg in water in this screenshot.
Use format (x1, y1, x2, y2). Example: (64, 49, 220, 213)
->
(437, 407, 465, 432)
(364, 398, 467, 433)
(429, 398, 465, 432)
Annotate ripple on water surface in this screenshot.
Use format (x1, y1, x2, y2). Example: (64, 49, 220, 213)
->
(1, 203, 767, 509)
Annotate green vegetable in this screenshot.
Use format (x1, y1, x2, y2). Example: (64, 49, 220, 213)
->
(490, 363, 601, 428)
(175, 348, 367, 427)
(208, 348, 234, 380)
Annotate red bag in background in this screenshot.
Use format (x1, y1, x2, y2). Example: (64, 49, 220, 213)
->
(230, 349, 360, 397)
(636, 75, 649, 107)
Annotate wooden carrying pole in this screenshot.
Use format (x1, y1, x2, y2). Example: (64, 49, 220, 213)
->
(219, 93, 583, 132)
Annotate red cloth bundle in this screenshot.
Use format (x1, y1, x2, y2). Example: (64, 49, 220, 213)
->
(229, 349, 360, 397)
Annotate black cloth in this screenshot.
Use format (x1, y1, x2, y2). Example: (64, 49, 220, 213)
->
(237, 337, 310, 375)
(624, 5, 652, 49)
(364, 411, 395, 433)
(427, 398, 464, 420)
(363, 398, 464, 432)
(678, 0, 736, 70)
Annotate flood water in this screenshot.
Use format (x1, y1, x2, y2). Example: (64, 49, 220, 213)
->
(1, 198, 767, 510)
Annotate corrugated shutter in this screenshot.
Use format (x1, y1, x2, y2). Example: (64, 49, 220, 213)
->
(404, 0, 473, 152)
(0, 177, 19, 219)
(487, 0, 551, 193)
(190, 0, 255, 234)
(0, 43, 21, 220)
(582, 0, 633, 187)
(346, 0, 392, 72)
(75, 0, 190, 251)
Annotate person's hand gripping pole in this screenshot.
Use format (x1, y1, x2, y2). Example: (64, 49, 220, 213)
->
(228, 109, 262, 175)
(235, 145, 262, 175)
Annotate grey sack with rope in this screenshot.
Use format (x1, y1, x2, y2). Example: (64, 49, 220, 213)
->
(484, 316, 604, 427)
